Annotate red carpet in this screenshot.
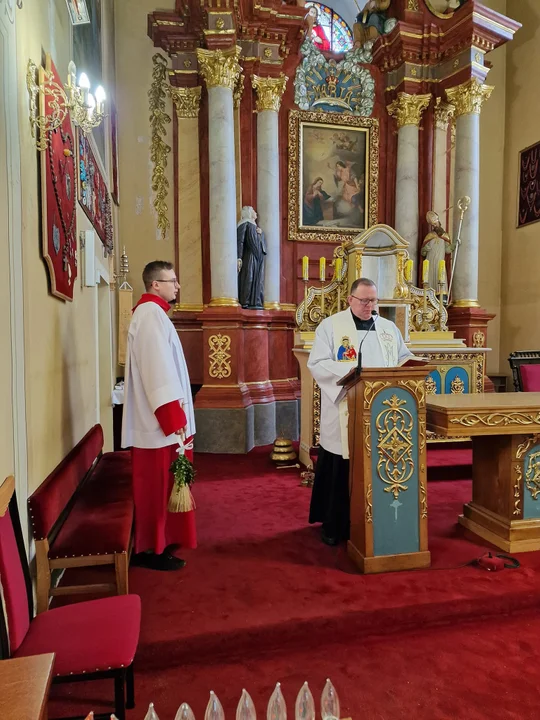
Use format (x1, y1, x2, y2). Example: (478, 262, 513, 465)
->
(49, 445, 540, 719)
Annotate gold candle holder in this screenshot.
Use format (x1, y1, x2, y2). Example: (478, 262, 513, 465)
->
(300, 279, 309, 331)
(437, 283, 445, 331)
(421, 282, 431, 331)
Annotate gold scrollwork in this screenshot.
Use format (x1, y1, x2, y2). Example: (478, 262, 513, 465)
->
(252, 74, 288, 112)
(472, 330, 485, 348)
(450, 376, 465, 394)
(513, 464, 522, 516)
(387, 92, 431, 128)
(364, 381, 391, 410)
(196, 46, 242, 91)
(233, 73, 245, 109)
(149, 54, 172, 239)
(366, 484, 373, 523)
(208, 333, 232, 379)
(450, 412, 540, 428)
(363, 417, 371, 457)
(170, 86, 202, 119)
(516, 435, 540, 460)
(446, 78, 493, 117)
(407, 0, 420, 10)
(313, 381, 321, 447)
(425, 375, 437, 394)
(409, 285, 448, 332)
(525, 451, 540, 501)
(427, 353, 484, 393)
(420, 479, 428, 519)
(397, 379, 425, 409)
(376, 394, 414, 500)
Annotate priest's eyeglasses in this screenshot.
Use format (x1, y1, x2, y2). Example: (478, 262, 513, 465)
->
(157, 278, 180, 286)
(349, 295, 378, 306)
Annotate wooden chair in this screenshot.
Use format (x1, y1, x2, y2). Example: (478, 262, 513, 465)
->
(508, 351, 540, 391)
(0, 476, 141, 720)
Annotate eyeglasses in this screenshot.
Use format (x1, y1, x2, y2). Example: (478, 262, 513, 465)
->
(156, 278, 180, 286)
(349, 295, 378, 306)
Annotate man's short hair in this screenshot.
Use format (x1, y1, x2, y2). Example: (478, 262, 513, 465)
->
(142, 260, 174, 290)
(350, 277, 376, 295)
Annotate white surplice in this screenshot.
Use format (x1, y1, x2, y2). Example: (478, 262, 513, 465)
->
(122, 302, 195, 449)
(307, 308, 413, 458)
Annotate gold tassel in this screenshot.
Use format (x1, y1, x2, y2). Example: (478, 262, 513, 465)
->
(168, 483, 196, 513)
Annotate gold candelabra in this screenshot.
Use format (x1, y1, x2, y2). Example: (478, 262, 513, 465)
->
(26, 58, 106, 151)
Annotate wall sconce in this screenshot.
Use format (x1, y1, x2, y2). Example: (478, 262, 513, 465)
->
(26, 58, 106, 151)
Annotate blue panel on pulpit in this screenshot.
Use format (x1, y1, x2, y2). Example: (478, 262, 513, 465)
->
(523, 444, 540, 519)
(427, 369, 441, 394)
(370, 387, 420, 556)
(444, 366, 469, 394)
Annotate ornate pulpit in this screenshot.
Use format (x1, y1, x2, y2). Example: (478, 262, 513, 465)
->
(339, 365, 432, 573)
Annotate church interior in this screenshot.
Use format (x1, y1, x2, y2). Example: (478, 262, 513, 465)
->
(3, 0, 540, 717)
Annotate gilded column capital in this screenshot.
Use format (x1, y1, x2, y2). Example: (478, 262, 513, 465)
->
(252, 74, 288, 113)
(233, 74, 245, 110)
(196, 45, 242, 91)
(446, 78, 493, 117)
(387, 92, 431, 128)
(434, 98, 455, 130)
(170, 86, 202, 119)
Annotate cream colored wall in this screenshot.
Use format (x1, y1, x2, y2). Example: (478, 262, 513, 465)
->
(114, 0, 176, 301)
(500, 0, 540, 378)
(16, 0, 117, 491)
(478, 0, 507, 375)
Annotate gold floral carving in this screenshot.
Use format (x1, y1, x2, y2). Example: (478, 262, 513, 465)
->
(410, 285, 448, 332)
(196, 45, 242, 91)
(313, 381, 321, 447)
(516, 435, 540, 460)
(387, 92, 431, 129)
(420, 479, 428, 519)
(233, 74, 245, 109)
(446, 78, 493, 117)
(363, 417, 371, 457)
(525, 451, 540, 501)
(407, 0, 419, 9)
(170, 86, 202, 119)
(450, 412, 540, 428)
(513, 464, 522, 516)
(450, 376, 465, 394)
(472, 330, 485, 348)
(149, 54, 172, 239)
(427, 352, 484, 393)
(365, 484, 373, 523)
(355, 253, 362, 280)
(397, 379, 426, 409)
(425, 375, 437, 394)
(252, 74, 288, 112)
(376, 394, 414, 499)
(364, 381, 391, 410)
(208, 333, 232, 379)
(434, 98, 455, 130)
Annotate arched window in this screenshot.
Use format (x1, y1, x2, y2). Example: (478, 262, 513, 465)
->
(306, 2, 353, 54)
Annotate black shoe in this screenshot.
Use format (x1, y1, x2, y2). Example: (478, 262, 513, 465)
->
(321, 530, 338, 546)
(131, 552, 186, 571)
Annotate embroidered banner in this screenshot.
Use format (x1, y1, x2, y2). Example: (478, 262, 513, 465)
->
(77, 129, 113, 252)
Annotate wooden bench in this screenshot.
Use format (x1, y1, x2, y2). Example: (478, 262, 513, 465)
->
(28, 424, 133, 614)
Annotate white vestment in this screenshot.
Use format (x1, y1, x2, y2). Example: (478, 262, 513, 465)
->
(122, 302, 195, 449)
(307, 308, 413, 458)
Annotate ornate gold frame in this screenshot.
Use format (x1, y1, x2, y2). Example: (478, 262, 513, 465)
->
(288, 110, 379, 243)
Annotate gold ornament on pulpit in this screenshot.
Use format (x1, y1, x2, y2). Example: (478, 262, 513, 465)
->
(270, 437, 298, 466)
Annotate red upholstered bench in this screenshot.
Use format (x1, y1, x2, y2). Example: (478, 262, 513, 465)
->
(28, 424, 133, 614)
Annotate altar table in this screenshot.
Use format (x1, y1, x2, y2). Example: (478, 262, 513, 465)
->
(426, 392, 540, 553)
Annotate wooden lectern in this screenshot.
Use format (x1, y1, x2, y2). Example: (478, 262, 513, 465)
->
(338, 365, 432, 573)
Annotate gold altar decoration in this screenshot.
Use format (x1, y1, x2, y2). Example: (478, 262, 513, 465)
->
(450, 412, 540, 428)
(196, 46, 242, 91)
(365, 484, 373, 523)
(446, 78, 493, 117)
(434, 98, 455, 131)
(208, 334, 232, 379)
(252, 74, 288, 113)
(387, 92, 431, 129)
(513, 465, 522, 516)
(472, 330, 485, 348)
(149, 54, 172, 239)
(288, 110, 379, 244)
(233, 74, 245, 109)
(376, 394, 414, 500)
(516, 434, 540, 460)
(170, 86, 202, 119)
(450, 376, 465, 394)
(408, 284, 448, 333)
(270, 437, 297, 465)
(525, 451, 540, 500)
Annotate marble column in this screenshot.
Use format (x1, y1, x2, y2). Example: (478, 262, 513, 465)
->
(432, 99, 455, 227)
(446, 79, 493, 307)
(387, 92, 431, 275)
(197, 46, 242, 306)
(252, 74, 288, 309)
(170, 86, 203, 310)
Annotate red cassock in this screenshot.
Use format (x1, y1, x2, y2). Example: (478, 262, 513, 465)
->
(127, 295, 197, 554)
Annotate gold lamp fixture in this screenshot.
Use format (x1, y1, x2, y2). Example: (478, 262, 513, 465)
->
(26, 58, 106, 151)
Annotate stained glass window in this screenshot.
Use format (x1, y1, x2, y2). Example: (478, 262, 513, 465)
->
(306, 2, 353, 53)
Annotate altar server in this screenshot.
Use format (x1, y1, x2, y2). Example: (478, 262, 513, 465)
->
(307, 278, 413, 546)
(122, 260, 196, 571)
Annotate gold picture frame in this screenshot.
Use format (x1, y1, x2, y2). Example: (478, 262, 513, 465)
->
(288, 110, 379, 244)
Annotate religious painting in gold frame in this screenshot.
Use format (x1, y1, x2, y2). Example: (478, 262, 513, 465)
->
(288, 110, 379, 243)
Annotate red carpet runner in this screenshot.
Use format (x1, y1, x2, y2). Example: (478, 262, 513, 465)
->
(50, 446, 540, 719)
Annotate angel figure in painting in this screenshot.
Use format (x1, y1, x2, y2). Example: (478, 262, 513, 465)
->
(421, 210, 453, 292)
(237, 206, 267, 309)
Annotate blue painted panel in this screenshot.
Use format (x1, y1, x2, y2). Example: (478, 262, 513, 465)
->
(427, 369, 441, 394)
(370, 387, 420, 556)
(444, 366, 470, 394)
(523, 444, 540, 519)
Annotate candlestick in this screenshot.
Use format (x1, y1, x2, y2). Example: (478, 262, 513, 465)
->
(438, 260, 446, 285)
(404, 259, 413, 283)
(302, 255, 309, 282)
(438, 284, 445, 330)
(301, 279, 309, 330)
(334, 257, 342, 279)
(422, 259, 429, 285)
(319, 257, 326, 283)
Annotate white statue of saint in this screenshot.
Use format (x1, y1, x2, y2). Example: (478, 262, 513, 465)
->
(420, 210, 453, 292)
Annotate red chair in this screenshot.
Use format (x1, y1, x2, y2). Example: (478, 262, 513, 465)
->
(0, 476, 141, 720)
(508, 351, 540, 391)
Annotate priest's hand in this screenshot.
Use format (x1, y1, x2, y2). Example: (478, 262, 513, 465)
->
(176, 427, 187, 441)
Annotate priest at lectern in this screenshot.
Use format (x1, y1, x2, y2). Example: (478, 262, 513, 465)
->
(307, 278, 414, 546)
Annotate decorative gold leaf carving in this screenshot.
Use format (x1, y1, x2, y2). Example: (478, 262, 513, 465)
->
(450, 412, 540, 428)
(208, 333, 232, 379)
(375, 394, 414, 499)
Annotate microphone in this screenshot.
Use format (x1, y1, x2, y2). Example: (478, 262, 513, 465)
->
(355, 310, 377, 377)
